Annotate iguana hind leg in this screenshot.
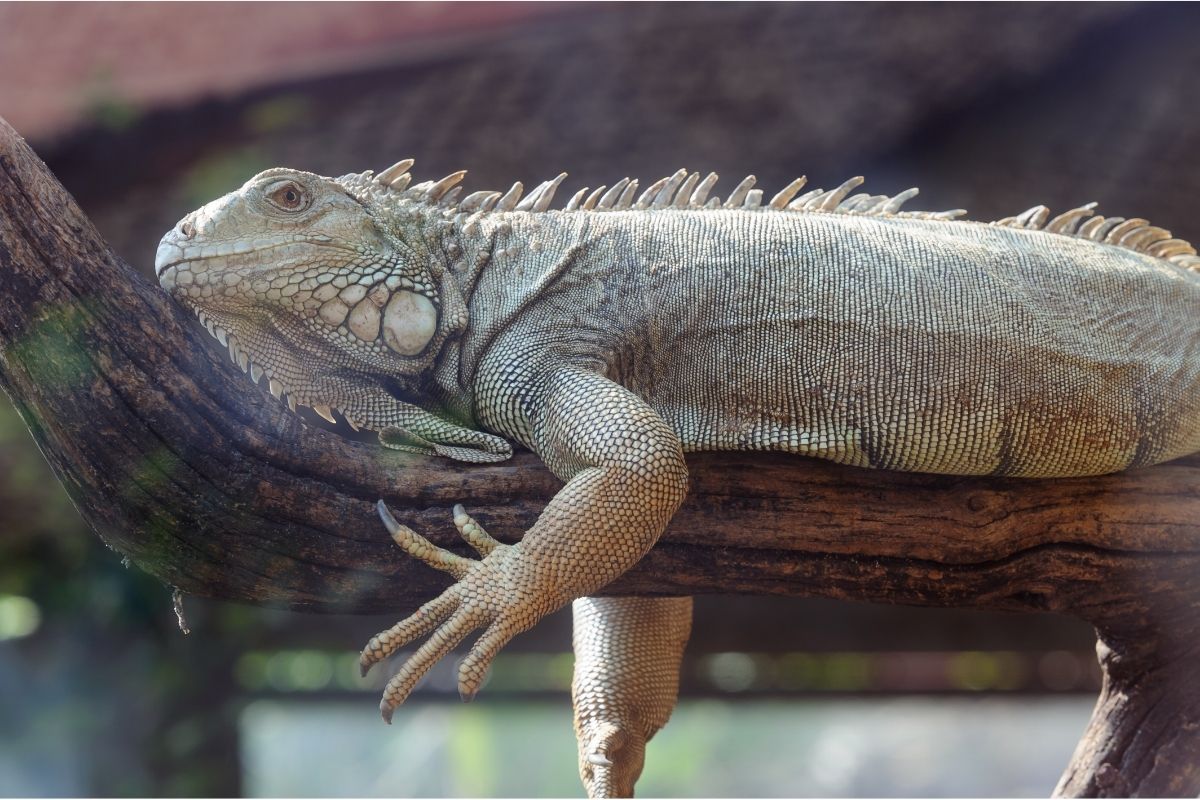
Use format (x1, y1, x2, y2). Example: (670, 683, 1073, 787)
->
(572, 595, 693, 798)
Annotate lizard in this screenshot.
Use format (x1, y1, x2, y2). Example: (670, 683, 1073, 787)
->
(154, 160, 1200, 797)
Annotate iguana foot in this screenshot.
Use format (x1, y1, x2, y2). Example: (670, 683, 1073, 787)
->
(360, 501, 559, 722)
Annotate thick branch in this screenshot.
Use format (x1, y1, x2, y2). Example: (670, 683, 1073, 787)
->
(1055, 620, 1200, 797)
(1, 118, 1198, 795)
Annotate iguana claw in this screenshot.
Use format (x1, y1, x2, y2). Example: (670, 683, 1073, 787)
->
(579, 723, 638, 798)
(361, 500, 548, 723)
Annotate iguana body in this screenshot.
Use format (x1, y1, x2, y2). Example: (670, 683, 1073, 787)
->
(156, 162, 1200, 796)
(449, 201, 1200, 477)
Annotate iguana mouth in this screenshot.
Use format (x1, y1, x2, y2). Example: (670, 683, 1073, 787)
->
(154, 233, 349, 277)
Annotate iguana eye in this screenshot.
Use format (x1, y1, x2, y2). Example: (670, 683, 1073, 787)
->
(266, 181, 309, 212)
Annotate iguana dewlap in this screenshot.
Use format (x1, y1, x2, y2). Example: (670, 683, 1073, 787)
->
(156, 162, 1200, 797)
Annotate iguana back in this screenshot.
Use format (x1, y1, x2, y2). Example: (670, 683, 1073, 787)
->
(591, 210, 1200, 477)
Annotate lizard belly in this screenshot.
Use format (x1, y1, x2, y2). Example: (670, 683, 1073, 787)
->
(652, 318, 1156, 477)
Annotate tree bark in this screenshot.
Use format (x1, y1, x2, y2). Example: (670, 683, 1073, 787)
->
(1, 117, 1197, 795)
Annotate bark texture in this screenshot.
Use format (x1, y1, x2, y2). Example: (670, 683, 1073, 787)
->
(1, 118, 1197, 796)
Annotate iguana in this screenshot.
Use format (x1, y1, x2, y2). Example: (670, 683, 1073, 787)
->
(155, 160, 1200, 797)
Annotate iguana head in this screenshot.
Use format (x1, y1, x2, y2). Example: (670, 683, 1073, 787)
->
(156, 163, 511, 463)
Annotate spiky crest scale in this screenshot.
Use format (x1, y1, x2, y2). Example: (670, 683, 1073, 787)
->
(993, 204, 1200, 269)
(351, 159, 1200, 272)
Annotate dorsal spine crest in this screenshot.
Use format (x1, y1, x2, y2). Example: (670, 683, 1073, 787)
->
(352, 160, 1200, 271)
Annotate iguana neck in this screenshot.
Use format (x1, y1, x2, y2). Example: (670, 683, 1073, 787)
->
(448, 210, 636, 379)
(374, 207, 483, 426)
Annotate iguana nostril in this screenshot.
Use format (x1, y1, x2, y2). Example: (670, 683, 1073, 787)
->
(179, 219, 195, 238)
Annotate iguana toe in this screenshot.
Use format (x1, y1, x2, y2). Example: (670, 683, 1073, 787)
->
(363, 501, 555, 722)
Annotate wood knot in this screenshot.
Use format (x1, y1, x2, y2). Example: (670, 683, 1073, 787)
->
(966, 494, 989, 513)
(1096, 763, 1120, 789)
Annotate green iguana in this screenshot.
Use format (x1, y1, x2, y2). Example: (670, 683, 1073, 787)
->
(155, 160, 1200, 797)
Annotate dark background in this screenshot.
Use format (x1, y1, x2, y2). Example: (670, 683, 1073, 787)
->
(2, 2, 1198, 796)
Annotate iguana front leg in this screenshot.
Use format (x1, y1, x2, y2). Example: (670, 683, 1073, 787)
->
(572, 596, 693, 798)
(360, 368, 690, 720)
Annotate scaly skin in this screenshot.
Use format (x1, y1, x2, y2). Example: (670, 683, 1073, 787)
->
(572, 597, 693, 798)
(156, 161, 1200, 797)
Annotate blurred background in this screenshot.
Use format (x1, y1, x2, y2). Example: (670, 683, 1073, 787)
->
(3, 2, 1199, 796)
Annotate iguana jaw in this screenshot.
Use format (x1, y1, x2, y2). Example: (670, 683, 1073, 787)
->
(163, 289, 510, 463)
(174, 298, 346, 422)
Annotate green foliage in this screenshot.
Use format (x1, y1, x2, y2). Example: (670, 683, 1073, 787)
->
(180, 147, 272, 208)
(80, 65, 142, 132)
(244, 95, 313, 135)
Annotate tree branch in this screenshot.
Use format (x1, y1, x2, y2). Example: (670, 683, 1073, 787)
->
(1, 117, 1197, 796)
